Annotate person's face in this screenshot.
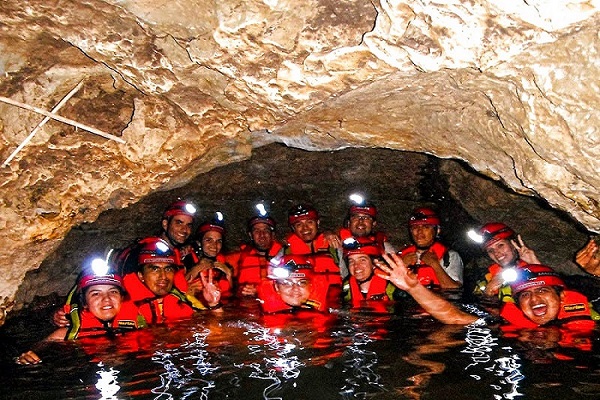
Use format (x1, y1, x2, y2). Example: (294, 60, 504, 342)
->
(162, 214, 194, 246)
(137, 262, 176, 296)
(349, 213, 375, 237)
(348, 254, 375, 282)
(292, 219, 319, 243)
(485, 239, 518, 268)
(517, 286, 562, 326)
(250, 223, 275, 252)
(410, 224, 437, 248)
(275, 277, 312, 306)
(202, 230, 223, 257)
(84, 284, 123, 322)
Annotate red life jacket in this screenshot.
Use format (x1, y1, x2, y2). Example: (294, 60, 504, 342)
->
(227, 241, 283, 285)
(339, 228, 388, 254)
(257, 277, 329, 314)
(500, 289, 595, 329)
(399, 242, 449, 287)
(65, 301, 144, 339)
(284, 233, 341, 286)
(123, 272, 195, 324)
(343, 274, 392, 313)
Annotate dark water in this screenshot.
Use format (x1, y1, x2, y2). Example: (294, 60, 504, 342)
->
(1, 299, 599, 400)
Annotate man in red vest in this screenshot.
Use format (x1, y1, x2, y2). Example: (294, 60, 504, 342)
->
(226, 209, 283, 297)
(282, 204, 342, 300)
(398, 207, 463, 290)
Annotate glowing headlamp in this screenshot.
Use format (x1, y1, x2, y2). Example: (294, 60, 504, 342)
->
(255, 203, 268, 217)
(91, 258, 110, 276)
(270, 266, 291, 279)
(467, 229, 484, 244)
(349, 193, 365, 205)
(184, 203, 197, 214)
(215, 211, 224, 222)
(155, 240, 170, 253)
(501, 268, 519, 284)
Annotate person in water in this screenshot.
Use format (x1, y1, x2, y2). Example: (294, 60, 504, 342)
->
(398, 207, 463, 290)
(375, 252, 598, 329)
(226, 206, 283, 297)
(16, 258, 143, 365)
(341, 237, 395, 311)
(470, 222, 540, 302)
(257, 254, 329, 313)
(124, 237, 222, 324)
(185, 212, 234, 298)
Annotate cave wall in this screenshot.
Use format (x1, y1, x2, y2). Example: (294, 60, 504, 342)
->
(0, 1, 599, 322)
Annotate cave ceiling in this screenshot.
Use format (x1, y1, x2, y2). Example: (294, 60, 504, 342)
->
(0, 1, 599, 319)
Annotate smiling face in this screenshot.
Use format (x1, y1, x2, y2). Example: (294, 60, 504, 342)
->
(84, 284, 124, 322)
(348, 213, 375, 237)
(250, 222, 275, 252)
(348, 253, 375, 283)
(137, 262, 176, 297)
(291, 218, 319, 243)
(516, 286, 562, 326)
(201, 230, 223, 257)
(485, 239, 519, 268)
(275, 278, 312, 307)
(162, 214, 194, 246)
(409, 224, 437, 249)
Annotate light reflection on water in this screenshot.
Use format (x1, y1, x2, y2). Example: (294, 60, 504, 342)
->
(2, 301, 599, 400)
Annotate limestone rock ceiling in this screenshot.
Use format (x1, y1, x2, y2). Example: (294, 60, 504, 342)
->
(0, 1, 598, 318)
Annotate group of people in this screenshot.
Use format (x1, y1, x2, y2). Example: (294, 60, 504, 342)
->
(15, 197, 600, 365)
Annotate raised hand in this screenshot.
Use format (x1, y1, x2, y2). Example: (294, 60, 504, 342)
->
(575, 238, 600, 277)
(200, 268, 222, 308)
(511, 235, 540, 265)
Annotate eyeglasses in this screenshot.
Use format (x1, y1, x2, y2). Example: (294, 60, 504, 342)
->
(350, 215, 373, 222)
(276, 279, 311, 289)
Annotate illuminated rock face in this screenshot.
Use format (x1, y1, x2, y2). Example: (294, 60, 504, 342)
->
(0, 1, 598, 321)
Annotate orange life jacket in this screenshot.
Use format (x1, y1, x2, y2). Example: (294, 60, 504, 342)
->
(342, 274, 393, 313)
(284, 233, 341, 286)
(65, 301, 144, 339)
(227, 241, 283, 285)
(338, 228, 388, 254)
(399, 242, 450, 288)
(123, 272, 195, 324)
(500, 289, 595, 329)
(257, 276, 329, 314)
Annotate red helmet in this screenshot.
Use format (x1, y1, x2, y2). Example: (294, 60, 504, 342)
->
(409, 207, 440, 226)
(77, 258, 123, 292)
(197, 212, 226, 237)
(348, 203, 377, 219)
(247, 215, 276, 232)
(288, 204, 319, 226)
(137, 237, 177, 265)
(478, 222, 515, 248)
(342, 237, 382, 258)
(510, 264, 565, 296)
(268, 254, 314, 280)
(162, 200, 197, 221)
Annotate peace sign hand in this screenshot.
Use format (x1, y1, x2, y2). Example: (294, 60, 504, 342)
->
(511, 235, 540, 265)
(200, 268, 222, 308)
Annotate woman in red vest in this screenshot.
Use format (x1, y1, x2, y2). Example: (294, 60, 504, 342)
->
(15, 258, 144, 365)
